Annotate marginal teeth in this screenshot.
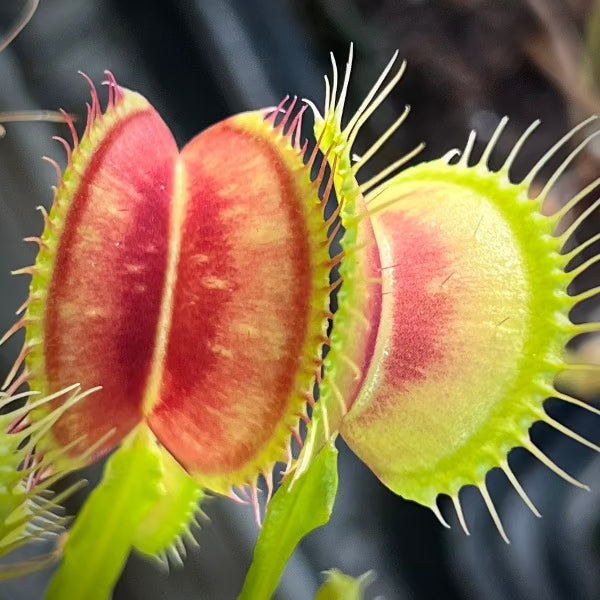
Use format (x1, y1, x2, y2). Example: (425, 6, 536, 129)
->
(305, 46, 600, 543)
(479, 483, 509, 544)
(500, 461, 541, 518)
(451, 494, 470, 535)
(524, 439, 589, 491)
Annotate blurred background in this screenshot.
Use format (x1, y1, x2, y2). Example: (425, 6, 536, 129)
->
(2, 0, 600, 598)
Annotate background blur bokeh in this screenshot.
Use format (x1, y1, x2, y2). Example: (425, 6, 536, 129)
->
(2, 1, 600, 598)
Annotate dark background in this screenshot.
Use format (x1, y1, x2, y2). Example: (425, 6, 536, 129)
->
(1, 1, 600, 599)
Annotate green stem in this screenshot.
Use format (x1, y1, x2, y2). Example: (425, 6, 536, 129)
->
(46, 425, 163, 600)
(238, 442, 339, 600)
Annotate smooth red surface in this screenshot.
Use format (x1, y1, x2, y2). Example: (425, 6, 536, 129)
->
(45, 107, 178, 455)
(382, 212, 452, 388)
(148, 119, 314, 476)
(43, 105, 322, 482)
(355, 210, 453, 424)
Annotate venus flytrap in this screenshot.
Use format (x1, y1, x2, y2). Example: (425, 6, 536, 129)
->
(1, 70, 340, 595)
(306, 46, 600, 542)
(0, 20, 600, 599)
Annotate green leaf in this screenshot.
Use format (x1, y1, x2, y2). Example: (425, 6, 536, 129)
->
(133, 444, 204, 559)
(46, 425, 163, 600)
(314, 569, 375, 600)
(292, 399, 334, 484)
(238, 441, 339, 600)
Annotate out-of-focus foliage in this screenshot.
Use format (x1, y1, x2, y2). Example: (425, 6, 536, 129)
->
(314, 569, 374, 600)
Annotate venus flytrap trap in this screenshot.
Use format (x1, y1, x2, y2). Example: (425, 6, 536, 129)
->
(1, 20, 600, 599)
(304, 46, 600, 542)
(293, 48, 425, 478)
(1, 68, 339, 596)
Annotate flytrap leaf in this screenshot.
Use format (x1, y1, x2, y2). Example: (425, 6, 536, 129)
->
(46, 425, 163, 600)
(5, 73, 335, 498)
(309, 46, 600, 541)
(132, 444, 204, 565)
(3, 31, 600, 599)
(294, 46, 422, 482)
(238, 442, 338, 600)
(2, 67, 339, 591)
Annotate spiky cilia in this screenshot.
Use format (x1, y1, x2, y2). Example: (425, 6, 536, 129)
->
(1, 64, 342, 594)
(3, 34, 600, 600)
(303, 45, 600, 541)
(0, 384, 102, 577)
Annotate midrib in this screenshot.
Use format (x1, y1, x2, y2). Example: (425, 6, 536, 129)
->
(142, 157, 187, 415)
